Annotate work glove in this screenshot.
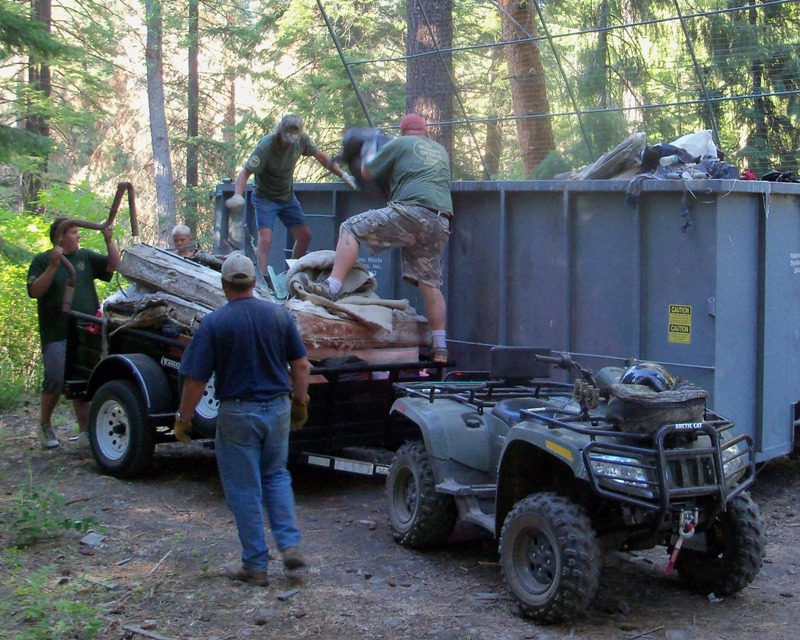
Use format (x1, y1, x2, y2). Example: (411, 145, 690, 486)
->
(290, 394, 310, 432)
(225, 193, 246, 212)
(341, 171, 358, 191)
(173, 412, 192, 444)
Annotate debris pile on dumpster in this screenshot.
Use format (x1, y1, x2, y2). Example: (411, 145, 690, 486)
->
(102, 243, 430, 364)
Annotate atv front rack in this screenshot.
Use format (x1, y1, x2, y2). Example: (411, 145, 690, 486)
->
(580, 421, 757, 514)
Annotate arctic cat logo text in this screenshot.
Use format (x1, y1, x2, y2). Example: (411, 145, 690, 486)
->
(160, 357, 180, 370)
(673, 422, 703, 430)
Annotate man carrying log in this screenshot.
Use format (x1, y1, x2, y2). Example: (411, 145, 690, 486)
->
(27, 218, 120, 448)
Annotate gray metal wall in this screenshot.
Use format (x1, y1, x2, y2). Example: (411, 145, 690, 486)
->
(214, 179, 800, 462)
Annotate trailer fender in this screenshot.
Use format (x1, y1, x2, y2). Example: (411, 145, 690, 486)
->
(87, 354, 174, 417)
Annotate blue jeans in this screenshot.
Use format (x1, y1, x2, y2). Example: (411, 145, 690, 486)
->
(215, 397, 300, 571)
(252, 194, 306, 230)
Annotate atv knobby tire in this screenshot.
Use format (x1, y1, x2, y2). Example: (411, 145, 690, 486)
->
(386, 441, 457, 549)
(500, 492, 601, 624)
(89, 380, 155, 478)
(675, 491, 766, 595)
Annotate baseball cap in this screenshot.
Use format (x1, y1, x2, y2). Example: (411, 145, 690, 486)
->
(221, 253, 256, 283)
(278, 114, 303, 144)
(400, 113, 426, 135)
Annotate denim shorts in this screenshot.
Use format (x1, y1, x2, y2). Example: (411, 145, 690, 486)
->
(42, 340, 66, 395)
(342, 203, 451, 287)
(252, 194, 306, 230)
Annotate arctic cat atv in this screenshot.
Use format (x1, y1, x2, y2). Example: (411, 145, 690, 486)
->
(386, 346, 765, 624)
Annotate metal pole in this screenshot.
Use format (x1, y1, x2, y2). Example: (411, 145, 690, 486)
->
(316, 0, 374, 127)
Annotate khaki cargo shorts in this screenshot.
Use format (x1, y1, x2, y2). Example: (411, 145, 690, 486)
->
(342, 203, 451, 287)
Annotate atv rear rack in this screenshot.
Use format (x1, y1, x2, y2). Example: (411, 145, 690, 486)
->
(393, 378, 574, 415)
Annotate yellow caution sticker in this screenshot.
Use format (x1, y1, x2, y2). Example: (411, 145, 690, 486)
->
(545, 440, 574, 462)
(668, 304, 692, 344)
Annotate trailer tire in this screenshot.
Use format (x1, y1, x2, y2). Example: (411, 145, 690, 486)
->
(675, 491, 766, 595)
(179, 374, 218, 438)
(386, 441, 457, 549)
(500, 493, 601, 624)
(89, 380, 155, 478)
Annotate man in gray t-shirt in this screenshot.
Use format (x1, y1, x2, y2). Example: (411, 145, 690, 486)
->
(226, 114, 356, 277)
(297, 114, 454, 364)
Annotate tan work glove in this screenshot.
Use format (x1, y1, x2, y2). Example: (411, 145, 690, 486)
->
(290, 395, 310, 432)
(173, 411, 192, 444)
(225, 193, 245, 212)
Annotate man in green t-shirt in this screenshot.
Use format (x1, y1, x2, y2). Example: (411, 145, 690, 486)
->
(297, 113, 454, 364)
(226, 114, 357, 278)
(26, 219, 120, 448)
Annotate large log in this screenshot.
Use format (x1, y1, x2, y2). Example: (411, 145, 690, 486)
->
(118, 243, 269, 309)
(115, 243, 431, 363)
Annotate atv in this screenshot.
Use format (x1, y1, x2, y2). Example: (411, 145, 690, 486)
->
(386, 346, 765, 623)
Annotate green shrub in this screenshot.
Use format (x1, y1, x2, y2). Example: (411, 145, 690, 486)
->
(0, 550, 103, 640)
(1, 474, 100, 548)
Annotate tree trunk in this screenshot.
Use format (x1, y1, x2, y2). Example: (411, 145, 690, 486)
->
(619, 0, 644, 124)
(145, 0, 177, 240)
(498, 0, 555, 176)
(23, 0, 52, 212)
(405, 0, 454, 161)
(223, 71, 237, 178)
(185, 0, 199, 236)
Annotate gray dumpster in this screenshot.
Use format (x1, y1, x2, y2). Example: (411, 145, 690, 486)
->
(214, 179, 800, 462)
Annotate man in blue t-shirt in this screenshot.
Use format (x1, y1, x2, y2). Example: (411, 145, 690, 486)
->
(176, 253, 311, 586)
(225, 114, 357, 278)
(27, 218, 120, 449)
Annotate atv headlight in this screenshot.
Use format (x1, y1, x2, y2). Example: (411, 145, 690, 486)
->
(722, 441, 747, 483)
(589, 454, 654, 497)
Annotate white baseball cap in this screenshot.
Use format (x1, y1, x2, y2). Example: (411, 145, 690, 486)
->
(221, 254, 256, 283)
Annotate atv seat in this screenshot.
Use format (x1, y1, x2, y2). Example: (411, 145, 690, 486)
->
(492, 398, 553, 427)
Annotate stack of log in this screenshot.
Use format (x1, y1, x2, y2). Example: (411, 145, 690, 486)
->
(108, 243, 429, 364)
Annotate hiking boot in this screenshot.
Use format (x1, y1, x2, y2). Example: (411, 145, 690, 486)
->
(225, 561, 269, 586)
(282, 546, 307, 570)
(296, 273, 337, 301)
(40, 424, 59, 449)
(76, 431, 90, 450)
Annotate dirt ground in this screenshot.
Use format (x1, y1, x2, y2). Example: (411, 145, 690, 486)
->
(1, 406, 799, 640)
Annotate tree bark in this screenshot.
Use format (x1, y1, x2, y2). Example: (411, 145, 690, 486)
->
(23, 0, 52, 211)
(405, 0, 454, 161)
(145, 0, 177, 240)
(185, 0, 199, 236)
(498, 0, 555, 176)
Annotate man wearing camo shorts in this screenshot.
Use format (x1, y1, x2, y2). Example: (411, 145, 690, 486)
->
(298, 113, 453, 363)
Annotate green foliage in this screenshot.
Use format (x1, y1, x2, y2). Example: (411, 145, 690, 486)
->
(0, 211, 42, 402)
(1, 474, 100, 548)
(531, 151, 573, 180)
(0, 550, 103, 639)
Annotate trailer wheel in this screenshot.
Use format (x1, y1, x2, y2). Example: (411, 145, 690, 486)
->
(179, 374, 218, 438)
(386, 441, 457, 549)
(675, 491, 766, 595)
(89, 380, 155, 478)
(500, 493, 601, 624)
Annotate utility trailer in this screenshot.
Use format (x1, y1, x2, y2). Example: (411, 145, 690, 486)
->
(64, 310, 444, 479)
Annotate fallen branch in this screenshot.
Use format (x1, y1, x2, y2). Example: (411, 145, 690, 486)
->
(626, 626, 665, 639)
(122, 625, 177, 640)
(147, 549, 172, 576)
